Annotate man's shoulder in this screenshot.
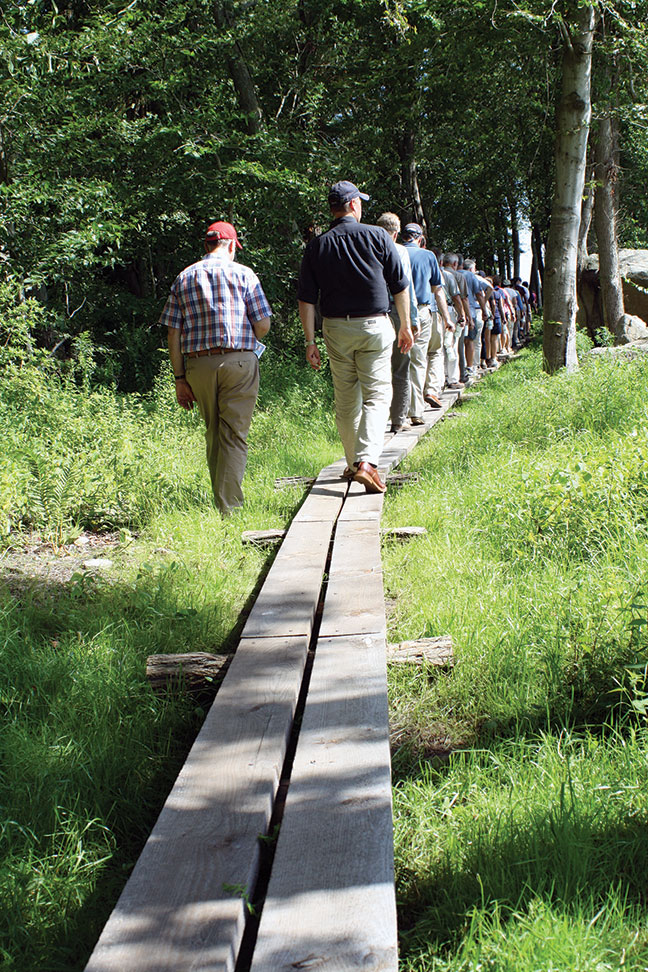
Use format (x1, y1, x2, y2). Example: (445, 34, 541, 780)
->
(336, 221, 390, 246)
(175, 256, 258, 289)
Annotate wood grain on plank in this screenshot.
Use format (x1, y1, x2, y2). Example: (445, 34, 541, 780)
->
(85, 634, 310, 972)
(291, 470, 349, 522)
(241, 528, 286, 547)
(319, 519, 385, 639)
(387, 636, 454, 666)
(249, 633, 397, 972)
(240, 518, 332, 640)
(381, 526, 428, 540)
(146, 652, 227, 693)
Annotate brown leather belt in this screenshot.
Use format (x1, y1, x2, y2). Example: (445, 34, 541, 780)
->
(186, 347, 246, 357)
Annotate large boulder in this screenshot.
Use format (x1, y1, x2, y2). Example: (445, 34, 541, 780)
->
(579, 250, 648, 338)
(590, 337, 648, 360)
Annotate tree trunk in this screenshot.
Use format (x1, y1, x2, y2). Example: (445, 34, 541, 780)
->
(593, 115, 625, 339)
(543, 1, 598, 374)
(509, 198, 521, 279)
(532, 222, 545, 283)
(0, 124, 9, 185)
(530, 225, 544, 306)
(397, 131, 426, 233)
(577, 160, 595, 273)
(213, 0, 264, 135)
(483, 212, 496, 273)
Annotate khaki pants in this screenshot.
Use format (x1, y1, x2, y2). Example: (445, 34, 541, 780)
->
(388, 309, 410, 428)
(186, 351, 259, 515)
(322, 314, 393, 467)
(409, 305, 432, 418)
(442, 307, 461, 386)
(423, 310, 445, 399)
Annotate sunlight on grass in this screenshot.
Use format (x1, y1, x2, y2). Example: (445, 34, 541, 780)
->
(383, 349, 648, 970)
(1, 347, 648, 969)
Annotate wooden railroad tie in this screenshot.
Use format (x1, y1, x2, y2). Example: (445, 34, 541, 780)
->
(381, 526, 427, 540)
(274, 471, 419, 490)
(243, 524, 427, 547)
(148, 636, 454, 697)
(146, 652, 228, 694)
(387, 636, 454, 667)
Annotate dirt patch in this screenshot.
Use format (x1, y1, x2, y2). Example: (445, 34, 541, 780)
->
(0, 532, 123, 594)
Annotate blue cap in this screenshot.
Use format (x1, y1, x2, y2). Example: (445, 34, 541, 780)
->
(328, 181, 370, 207)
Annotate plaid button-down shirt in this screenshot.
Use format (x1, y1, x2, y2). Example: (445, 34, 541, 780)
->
(159, 253, 272, 354)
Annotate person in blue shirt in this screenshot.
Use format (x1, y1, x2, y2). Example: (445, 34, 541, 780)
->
(460, 259, 492, 378)
(402, 223, 454, 419)
(376, 212, 419, 433)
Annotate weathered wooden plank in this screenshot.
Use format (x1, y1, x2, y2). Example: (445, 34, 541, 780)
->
(387, 636, 454, 666)
(146, 652, 228, 693)
(241, 528, 286, 547)
(386, 472, 419, 485)
(241, 519, 333, 640)
(319, 519, 385, 639)
(337, 483, 384, 522)
(85, 634, 310, 972)
(424, 409, 448, 430)
(274, 476, 316, 489)
(378, 444, 412, 469)
(381, 526, 428, 540)
(291, 467, 349, 523)
(249, 632, 397, 972)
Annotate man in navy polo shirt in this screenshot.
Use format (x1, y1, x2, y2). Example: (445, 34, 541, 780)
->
(298, 181, 413, 494)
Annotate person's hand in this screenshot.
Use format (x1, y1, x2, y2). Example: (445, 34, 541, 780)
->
(398, 324, 414, 354)
(445, 319, 455, 333)
(175, 378, 196, 411)
(306, 342, 321, 370)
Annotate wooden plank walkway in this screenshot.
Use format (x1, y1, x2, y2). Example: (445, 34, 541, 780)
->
(84, 390, 460, 972)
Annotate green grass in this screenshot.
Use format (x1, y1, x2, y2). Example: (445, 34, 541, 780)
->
(0, 350, 339, 969)
(381, 347, 648, 970)
(1, 342, 648, 970)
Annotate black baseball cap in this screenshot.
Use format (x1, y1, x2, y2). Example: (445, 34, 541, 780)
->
(328, 180, 370, 207)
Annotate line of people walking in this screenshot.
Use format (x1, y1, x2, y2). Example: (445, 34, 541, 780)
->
(162, 179, 535, 517)
(298, 181, 534, 494)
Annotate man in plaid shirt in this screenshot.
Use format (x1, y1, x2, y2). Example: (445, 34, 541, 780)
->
(161, 221, 272, 514)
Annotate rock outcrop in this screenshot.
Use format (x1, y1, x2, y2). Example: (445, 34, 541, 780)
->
(578, 249, 648, 342)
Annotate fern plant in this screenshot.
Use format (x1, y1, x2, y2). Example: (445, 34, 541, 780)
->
(26, 453, 84, 547)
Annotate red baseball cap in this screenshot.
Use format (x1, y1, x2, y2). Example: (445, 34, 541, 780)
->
(205, 221, 242, 249)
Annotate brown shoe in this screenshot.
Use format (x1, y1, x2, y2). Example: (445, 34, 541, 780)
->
(353, 461, 387, 494)
(410, 416, 425, 426)
(424, 394, 442, 408)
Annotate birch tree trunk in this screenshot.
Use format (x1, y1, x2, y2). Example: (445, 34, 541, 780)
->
(593, 115, 625, 339)
(542, 1, 598, 374)
(577, 161, 595, 273)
